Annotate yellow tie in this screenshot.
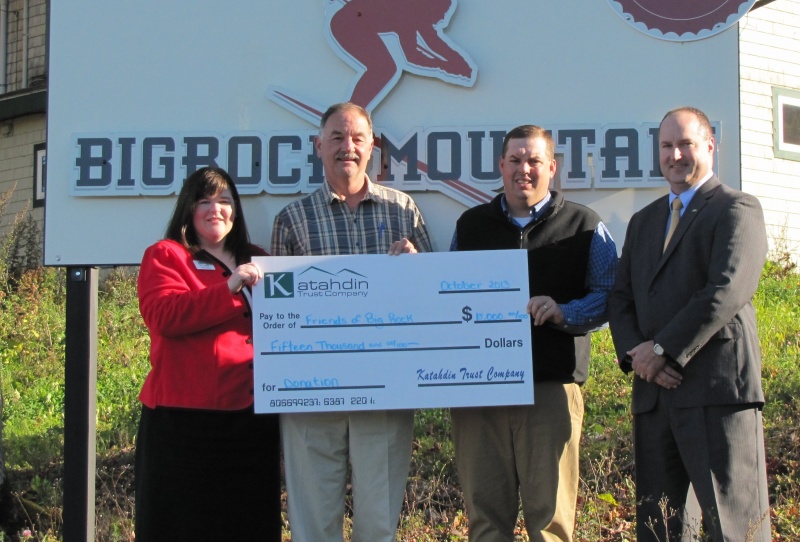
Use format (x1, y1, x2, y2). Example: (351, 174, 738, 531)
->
(663, 197, 683, 252)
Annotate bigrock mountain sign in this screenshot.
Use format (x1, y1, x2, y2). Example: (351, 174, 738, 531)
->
(46, 1, 751, 265)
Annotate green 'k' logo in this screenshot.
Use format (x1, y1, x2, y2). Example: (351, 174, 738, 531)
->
(264, 272, 293, 298)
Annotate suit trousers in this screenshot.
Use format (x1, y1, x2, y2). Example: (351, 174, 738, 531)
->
(281, 409, 414, 542)
(451, 382, 584, 542)
(634, 393, 770, 542)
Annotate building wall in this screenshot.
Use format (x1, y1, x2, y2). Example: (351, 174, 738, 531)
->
(0, 114, 45, 238)
(1, 0, 47, 251)
(4, 0, 48, 93)
(740, 0, 800, 261)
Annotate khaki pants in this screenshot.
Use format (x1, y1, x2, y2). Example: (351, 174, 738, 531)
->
(281, 409, 414, 542)
(451, 382, 583, 542)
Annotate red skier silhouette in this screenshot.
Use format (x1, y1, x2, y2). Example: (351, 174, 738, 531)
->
(327, 0, 477, 111)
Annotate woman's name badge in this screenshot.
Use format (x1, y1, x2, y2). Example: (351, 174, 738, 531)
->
(193, 260, 216, 270)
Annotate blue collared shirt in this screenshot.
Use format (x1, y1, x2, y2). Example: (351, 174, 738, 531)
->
(666, 173, 712, 235)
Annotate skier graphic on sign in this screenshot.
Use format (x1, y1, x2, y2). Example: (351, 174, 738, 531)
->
(269, 0, 477, 124)
(328, 0, 476, 110)
(267, 0, 488, 207)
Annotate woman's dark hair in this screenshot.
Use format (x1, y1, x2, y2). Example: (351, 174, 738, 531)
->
(164, 167, 252, 264)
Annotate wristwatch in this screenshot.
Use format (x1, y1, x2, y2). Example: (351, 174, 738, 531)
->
(653, 343, 665, 356)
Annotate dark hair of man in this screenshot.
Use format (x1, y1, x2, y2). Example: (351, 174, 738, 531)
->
(661, 106, 714, 141)
(501, 125, 555, 160)
(164, 167, 252, 264)
(319, 102, 373, 134)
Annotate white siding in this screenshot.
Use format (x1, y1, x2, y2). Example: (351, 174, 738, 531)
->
(5, 0, 48, 92)
(0, 114, 45, 238)
(1, 0, 47, 249)
(740, 0, 800, 261)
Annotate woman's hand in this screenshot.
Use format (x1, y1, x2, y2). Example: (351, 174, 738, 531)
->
(228, 262, 262, 294)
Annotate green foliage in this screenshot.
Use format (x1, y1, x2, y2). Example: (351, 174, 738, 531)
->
(576, 328, 637, 541)
(754, 263, 800, 412)
(755, 261, 800, 541)
(95, 268, 150, 452)
(0, 266, 146, 540)
(0, 187, 43, 283)
(406, 408, 463, 533)
(1, 268, 67, 469)
(1, 258, 800, 540)
(0, 266, 150, 471)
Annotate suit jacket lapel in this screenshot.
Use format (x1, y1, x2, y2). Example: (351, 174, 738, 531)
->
(644, 195, 670, 269)
(659, 177, 720, 265)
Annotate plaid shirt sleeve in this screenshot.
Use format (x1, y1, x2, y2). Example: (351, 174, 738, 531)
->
(270, 208, 296, 256)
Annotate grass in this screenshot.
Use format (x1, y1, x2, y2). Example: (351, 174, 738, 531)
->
(0, 258, 799, 540)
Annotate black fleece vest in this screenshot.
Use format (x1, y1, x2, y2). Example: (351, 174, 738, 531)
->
(455, 192, 599, 383)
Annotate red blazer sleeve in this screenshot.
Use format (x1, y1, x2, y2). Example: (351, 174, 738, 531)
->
(138, 240, 246, 337)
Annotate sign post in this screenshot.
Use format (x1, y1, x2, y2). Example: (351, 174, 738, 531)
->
(63, 267, 98, 542)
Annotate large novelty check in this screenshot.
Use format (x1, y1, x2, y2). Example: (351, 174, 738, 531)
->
(251, 251, 533, 413)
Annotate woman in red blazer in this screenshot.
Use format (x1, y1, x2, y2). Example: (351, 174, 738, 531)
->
(135, 167, 280, 541)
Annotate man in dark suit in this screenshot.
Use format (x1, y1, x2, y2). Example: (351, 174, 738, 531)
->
(608, 106, 770, 541)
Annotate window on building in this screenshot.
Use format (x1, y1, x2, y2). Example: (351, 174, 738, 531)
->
(773, 86, 800, 161)
(33, 142, 46, 207)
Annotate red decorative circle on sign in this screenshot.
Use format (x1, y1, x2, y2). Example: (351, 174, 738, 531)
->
(607, 0, 757, 41)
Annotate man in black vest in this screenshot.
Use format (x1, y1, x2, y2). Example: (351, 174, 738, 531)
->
(450, 124, 618, 541)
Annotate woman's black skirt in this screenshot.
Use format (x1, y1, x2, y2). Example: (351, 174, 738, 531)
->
(134, 405, 281, 541)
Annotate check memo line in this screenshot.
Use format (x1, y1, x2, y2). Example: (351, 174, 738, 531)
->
(279, 384, 386, 391)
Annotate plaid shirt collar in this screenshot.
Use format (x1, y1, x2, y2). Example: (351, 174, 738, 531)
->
(322, 176, 385, 206)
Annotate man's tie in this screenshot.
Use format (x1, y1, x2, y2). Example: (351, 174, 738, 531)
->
(663, 197, 683, 252)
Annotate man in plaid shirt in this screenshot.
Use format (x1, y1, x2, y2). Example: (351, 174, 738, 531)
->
(271, 102, 432, 542)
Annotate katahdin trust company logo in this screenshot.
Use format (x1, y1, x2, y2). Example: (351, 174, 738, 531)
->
(264, 266, 370, 299)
